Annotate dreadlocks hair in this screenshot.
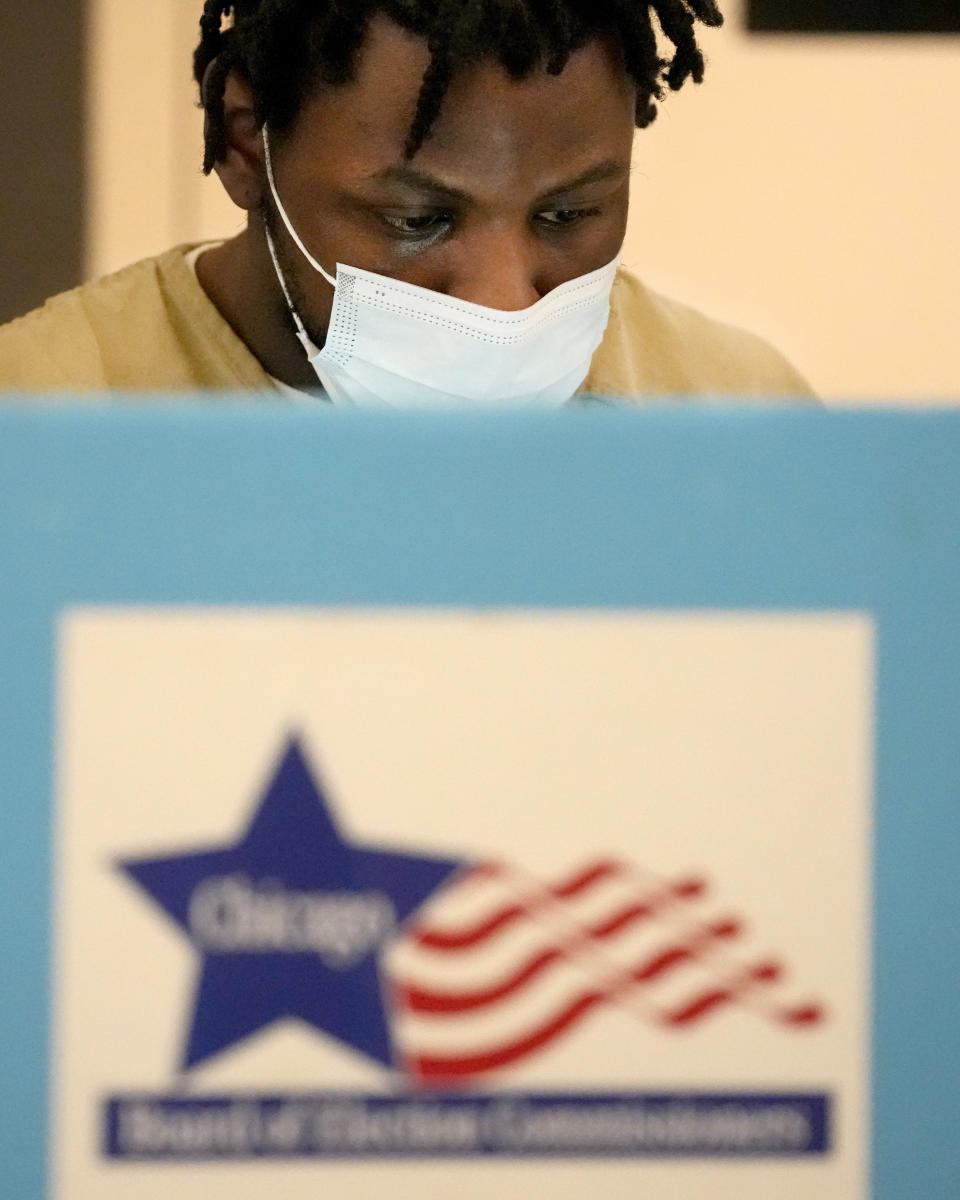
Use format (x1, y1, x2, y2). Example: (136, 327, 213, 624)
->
(194, 0, 723, 174)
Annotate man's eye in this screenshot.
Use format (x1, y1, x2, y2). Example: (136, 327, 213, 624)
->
(537, 207, 600, 227)
(380, 212, 452, 238)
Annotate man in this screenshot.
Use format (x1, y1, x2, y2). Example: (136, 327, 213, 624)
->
(0, 0, 811, 401)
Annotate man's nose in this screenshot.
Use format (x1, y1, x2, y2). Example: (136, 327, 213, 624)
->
(446, 230, 542, 311)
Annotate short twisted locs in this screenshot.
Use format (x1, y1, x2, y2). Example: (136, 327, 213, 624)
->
(194, 0, 723, 174)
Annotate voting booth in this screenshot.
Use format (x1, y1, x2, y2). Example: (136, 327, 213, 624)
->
(1, 404, 958, 1199)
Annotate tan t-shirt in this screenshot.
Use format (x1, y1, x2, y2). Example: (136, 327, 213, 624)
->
(0, 245, 813, 399)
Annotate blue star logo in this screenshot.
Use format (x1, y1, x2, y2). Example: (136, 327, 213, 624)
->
(120, 736, 465, 1072)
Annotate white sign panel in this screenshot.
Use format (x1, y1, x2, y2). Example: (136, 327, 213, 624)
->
(53, 609, 872, 1198)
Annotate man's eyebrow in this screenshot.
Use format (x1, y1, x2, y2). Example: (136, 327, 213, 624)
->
(544, 160, 630, 197)
(370, 165, 471, 202)
(368, 159, 629, 202)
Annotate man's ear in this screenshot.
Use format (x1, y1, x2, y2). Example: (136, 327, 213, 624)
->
(204, 65, 264, 210)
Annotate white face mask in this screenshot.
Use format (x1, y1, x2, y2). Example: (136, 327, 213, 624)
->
(262, 127, 620, 409)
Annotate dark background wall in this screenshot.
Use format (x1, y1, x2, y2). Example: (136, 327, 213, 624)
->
(749, 0, 960, 33)
(0, 0, 87, 325)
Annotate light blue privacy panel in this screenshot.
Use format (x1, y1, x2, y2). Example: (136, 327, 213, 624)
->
(0, 402, 958, 1197)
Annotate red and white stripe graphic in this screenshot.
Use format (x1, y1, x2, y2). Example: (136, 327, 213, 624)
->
(384, 859, 824, 1087)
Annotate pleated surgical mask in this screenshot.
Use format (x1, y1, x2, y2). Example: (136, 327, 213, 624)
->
(262, 126, 619, 408)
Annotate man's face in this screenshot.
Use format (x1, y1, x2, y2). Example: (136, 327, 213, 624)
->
(263, 16, 637, 337)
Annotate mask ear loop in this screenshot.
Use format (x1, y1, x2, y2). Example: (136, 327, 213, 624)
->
(263, 224, 321, 358)
(262, 125, 334, 357)
(262, 126, 337, 286)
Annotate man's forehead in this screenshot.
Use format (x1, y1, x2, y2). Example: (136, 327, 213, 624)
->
(283, 17, 637, 185)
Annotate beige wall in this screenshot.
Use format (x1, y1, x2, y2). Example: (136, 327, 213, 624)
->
(86, 0, 960, 401)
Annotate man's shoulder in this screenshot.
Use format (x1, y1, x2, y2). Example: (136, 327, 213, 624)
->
(586, 267, 815, 401)
(0, 250, 186, 390)
(0, 246, 267, 392)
